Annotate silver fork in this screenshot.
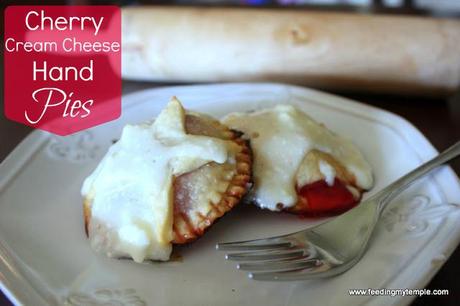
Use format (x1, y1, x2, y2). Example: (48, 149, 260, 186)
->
(216, 141, 460, 281)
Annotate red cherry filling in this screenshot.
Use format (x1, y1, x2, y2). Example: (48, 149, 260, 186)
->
(296, 178, 360, 217)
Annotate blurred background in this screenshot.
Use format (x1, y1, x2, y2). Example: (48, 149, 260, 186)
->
(1, 1, 460, 306)
(1, 0, 460, 16)
(69, 0, 460, 18)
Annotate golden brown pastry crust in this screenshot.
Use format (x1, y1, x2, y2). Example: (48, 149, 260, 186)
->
(296, 149, 358, 188)
(172, 114, 252, 244)
(83, 198, 91, 236)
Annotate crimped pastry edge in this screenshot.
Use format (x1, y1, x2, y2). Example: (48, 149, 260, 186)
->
(172, 130, 252, 244)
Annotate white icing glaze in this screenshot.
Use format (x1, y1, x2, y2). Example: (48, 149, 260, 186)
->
(82, 98, 234, 262)
(319, 160, 336, 186)
(222, 104, 373, 211)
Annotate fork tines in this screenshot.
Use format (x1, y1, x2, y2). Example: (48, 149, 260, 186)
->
(216, 237, 326, 281)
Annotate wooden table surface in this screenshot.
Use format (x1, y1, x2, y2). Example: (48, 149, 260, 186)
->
(0, 81, 459, 305)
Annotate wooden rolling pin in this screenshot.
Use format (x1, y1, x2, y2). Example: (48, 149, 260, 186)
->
(122, 7, 460, 96)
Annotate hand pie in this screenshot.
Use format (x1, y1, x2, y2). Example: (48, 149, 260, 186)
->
(222, 104, 373, 216)
(81, 97, 252, 262)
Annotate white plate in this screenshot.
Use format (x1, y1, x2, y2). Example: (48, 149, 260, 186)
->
(1, 83, 460, 306)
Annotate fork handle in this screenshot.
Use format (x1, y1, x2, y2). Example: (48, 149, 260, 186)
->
(376, 140, 460, 212)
